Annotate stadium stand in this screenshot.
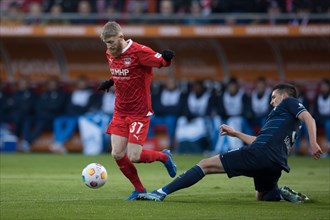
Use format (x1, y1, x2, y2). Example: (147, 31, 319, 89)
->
(0, 0, 329, 154)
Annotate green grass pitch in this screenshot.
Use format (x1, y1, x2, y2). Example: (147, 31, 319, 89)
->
(0, 153, 329, 220)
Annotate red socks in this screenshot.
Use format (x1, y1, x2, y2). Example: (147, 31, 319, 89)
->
(115, 150, 168, 192)
(115, 154, 145, 192)
(138, 149, 168, 163)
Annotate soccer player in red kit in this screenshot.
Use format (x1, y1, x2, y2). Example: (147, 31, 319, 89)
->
(98, 21, 177, 200)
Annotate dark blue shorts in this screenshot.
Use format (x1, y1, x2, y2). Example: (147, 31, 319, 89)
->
(220, 146, 282, 192)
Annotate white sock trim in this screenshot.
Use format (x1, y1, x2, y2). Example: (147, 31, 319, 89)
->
(157, 189, 167, 195)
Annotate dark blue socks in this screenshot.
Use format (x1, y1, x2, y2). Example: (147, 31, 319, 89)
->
(261, 185, 281, 201)
(162, 165, 205, 195)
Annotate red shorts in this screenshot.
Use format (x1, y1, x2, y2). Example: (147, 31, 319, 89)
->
(106, 113, 150, 146)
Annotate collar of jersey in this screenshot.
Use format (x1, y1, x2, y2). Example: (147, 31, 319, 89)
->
(122, 39, 133, 54)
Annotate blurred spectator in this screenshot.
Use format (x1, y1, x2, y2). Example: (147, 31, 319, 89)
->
(44, 0, 97, 13)
(50, 76, 93, 154)
(311, 0, 330, 23)
(211, 78, 253, 154)
(105, 3, 117, 15)
(175, 80, 212, 154)
(44, 3, 69, 25)
(78, 87, 115, 155)
(0, 0, 21, 13)
(312, 0, 330, 13)
(126, 0, 149, 24)
(44, 0, 79, 13)
(0, 82, 15, 126)
(126, 0, 148, 13)
(71, 0, 95, 24)
(184, 0, 210, 25)
(313, 79, 330, 156)
(200, 0, 212, 15)
(101, 4, 121, 24)
(173, 0, 190, 13)
(96, 0, 125, 14)
(267, 0, 282, 25)
(249, 77, 272, 134)
(20, 0, 45, 13)
(159, 0, 174, 14)
(155, 0, 178, 24)
(1, 2, 24, 25)
(18, 78, 67, 152)
(24, 1, 43, 25)
(3, 78, 35, 144)
(290, 4, 311, 26)
(210, 0, 224, 13)
(0, 81, 6, 124)
(150, 78, 184, 149)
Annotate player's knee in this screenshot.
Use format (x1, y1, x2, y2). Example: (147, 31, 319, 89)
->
(111, 150, 125, 160)
(198, 158, 214, 173)
(198, 157, 224, 174)
(198, 158, 209, 169)
(127, 151, 140, 162)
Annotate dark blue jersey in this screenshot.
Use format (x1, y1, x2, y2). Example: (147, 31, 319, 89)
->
(251, 97, 306, 172)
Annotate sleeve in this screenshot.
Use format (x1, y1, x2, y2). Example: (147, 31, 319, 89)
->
(285, 97, 306, 118)
(138, 45, 170, 68)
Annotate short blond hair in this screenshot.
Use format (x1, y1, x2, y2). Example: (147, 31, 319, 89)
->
(100, 21, 122, 41)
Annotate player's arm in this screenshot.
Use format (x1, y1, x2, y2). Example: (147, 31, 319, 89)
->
(138, 46, 174, 68)
(298, 111, 323, 159)
(220, 124, 256, 145)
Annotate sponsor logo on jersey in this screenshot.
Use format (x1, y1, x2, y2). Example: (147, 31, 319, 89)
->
(110, 68, 129, 76)
(155, 53, 162, 58)
(123, 57, 131, 66)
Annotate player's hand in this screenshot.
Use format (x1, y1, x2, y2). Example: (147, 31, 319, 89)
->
(220, 124, 236, 137)
(310, 142, 323, 160)
(162, 49, 175, 62)
(97, 80, 114, 92)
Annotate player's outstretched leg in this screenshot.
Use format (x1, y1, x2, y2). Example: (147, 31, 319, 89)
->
(162, 149, 177, 178)
(137, 165, 205, 202)
(279, 186, 309, 203)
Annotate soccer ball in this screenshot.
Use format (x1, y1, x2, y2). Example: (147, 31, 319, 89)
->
(82, 163, 108, 189)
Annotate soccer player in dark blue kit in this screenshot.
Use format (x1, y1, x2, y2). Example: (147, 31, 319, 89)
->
(137, 83, 323, 203)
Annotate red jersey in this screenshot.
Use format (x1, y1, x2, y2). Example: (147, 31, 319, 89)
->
(106, 39, 170, 117)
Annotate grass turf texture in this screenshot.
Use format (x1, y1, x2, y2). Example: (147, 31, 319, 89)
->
(0, 153, 329, 220)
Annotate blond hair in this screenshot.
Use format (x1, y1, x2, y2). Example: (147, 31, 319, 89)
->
(100, 21, 123, 41)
